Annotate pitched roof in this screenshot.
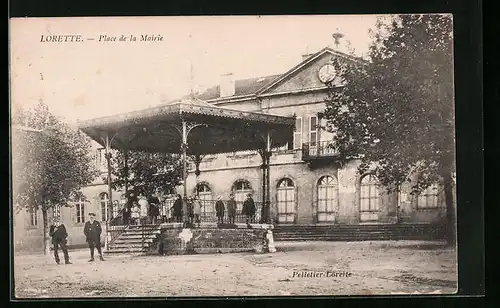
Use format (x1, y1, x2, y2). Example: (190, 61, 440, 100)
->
(196, 74, 282, 101)
(183, 47, 366, 102)
(255, 47, 366, 94)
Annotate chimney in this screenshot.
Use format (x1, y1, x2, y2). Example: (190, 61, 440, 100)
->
(219, 73, 235, 97)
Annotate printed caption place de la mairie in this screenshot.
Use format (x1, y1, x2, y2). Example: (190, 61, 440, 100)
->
(40, 34, 164, 43)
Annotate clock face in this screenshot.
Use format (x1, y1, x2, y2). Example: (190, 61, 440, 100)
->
(318, 64, 336, 83)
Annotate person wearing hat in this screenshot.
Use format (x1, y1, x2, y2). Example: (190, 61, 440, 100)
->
(49, 217, 72, 264)
(242, 193, 256, 224)
(215, 195, 225, 224)
(83, 212, 105, 262)
(226, 193, 237, 225)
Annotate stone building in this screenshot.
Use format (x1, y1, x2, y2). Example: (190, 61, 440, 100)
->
(12, 47, 453, 252)
(181, 47, 454, 225)
(12, 129, 119, 252)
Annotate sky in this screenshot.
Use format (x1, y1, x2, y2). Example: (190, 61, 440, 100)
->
(10, 15, 380, 124)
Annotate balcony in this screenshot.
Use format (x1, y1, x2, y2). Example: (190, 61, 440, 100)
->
(301, 141, 340, 162)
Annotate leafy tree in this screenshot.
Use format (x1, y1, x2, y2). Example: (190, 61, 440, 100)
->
(12, 100, 99, 254)
(108, 150, 182, 198)
(322, 14, 455, 244)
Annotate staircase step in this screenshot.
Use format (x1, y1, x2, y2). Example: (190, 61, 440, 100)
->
(271, 224, 445, 242)
(118, 230, 161, 235)
(109, 243, 149, 250)
(112, 239, 154, 245)
(115, 234, 159, 239)
(106, 248, 147, 254)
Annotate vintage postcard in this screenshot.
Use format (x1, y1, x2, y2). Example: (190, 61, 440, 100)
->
(10, 15, 458, 298)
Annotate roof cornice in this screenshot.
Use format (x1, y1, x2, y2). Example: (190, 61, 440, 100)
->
(255, 47, 365, 95)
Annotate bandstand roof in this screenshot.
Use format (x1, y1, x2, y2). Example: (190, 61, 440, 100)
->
(78, 98, 295, 155)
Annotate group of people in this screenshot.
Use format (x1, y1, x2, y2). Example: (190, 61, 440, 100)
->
(170, 193, 256, 225)
(49, 212, 105, 265)
(121, 192, 161, 226)
(172, 194, 202, 224)
(215, 193, 256, 224)
(48, 192, 258, 265)
(118, 190, 257, 226)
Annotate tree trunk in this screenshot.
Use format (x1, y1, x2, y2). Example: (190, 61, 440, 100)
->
(124, 150, 129, 194)
(443, 171, 456, 247)
(42, 208, 50, 255)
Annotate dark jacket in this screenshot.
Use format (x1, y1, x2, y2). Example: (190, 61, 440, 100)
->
(84, 220, 102, 243)
(49, 224, 68, 244)
(242, 198, 256, 216)
(148, 197, 160, 216)
(226, 199, 237, 217)
(173, 198, 183, 217)
(215, 200, 225, 217)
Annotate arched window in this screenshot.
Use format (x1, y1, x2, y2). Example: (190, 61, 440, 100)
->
(75, 198, 85, 224)
(232, 180, 253, 212)
(277, 178, 295, 223)
(99, 192, 111, 221)
(196, 183, 213, 220)
(317, 175, 338, 222)
(417, 184, 440, 209)
(360, 174, 379, 212)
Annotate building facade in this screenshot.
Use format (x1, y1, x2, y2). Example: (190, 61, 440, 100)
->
(13, 47, 454, 252)
(182, 47, 454, 225)
(13, 138, 121, 252)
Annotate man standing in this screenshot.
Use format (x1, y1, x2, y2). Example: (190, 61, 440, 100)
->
(84, 212, 105, 262)
(242, 193, 256, 225)
(226, 194, 237, 225)
(148, 193, 160, 225)
(215, 195, 225, 224)
(120, 196, 129, 225)
(49, 218, 72, 264)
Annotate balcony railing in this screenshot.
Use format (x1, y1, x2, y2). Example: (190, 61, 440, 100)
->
(301, 141, 339, 160)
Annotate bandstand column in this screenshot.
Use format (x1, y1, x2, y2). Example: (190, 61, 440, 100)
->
(260, 131, 272, 224)
(102, 132, 116, 250)
(261, 158, 266, 222)
(181, 119, 188, 223)
(193, 154, 203, 190)
(265, 131, 272, 224)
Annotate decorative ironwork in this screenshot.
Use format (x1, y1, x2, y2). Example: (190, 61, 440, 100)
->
(301, 141, 340, 160)
(190, 154, 205, 177)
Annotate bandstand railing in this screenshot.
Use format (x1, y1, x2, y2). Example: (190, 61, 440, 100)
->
(107, 199, 265, 226)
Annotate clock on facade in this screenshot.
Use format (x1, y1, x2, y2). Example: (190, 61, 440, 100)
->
(318, 64, 337, 83)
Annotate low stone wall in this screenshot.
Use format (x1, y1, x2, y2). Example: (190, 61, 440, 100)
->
(149, 223, 276, 255)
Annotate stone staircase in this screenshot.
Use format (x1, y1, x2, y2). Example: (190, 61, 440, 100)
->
(273, 223, 447, 241)
(106, 225, 162, 254)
